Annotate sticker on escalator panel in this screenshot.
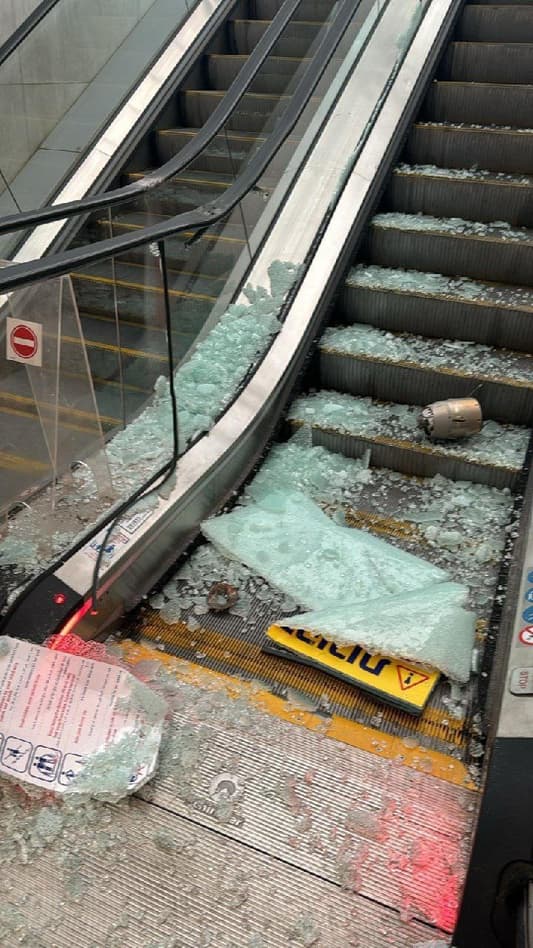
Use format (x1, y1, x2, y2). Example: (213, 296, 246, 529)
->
(522, 606, 533, 623)
(518, 625, 533, 647)
(265, 624, 439, 715)
(509, 667, 533, 696)
(525, 589, 533, 603)
(83, 528, 130, 564)
(528, 570, 533, 584)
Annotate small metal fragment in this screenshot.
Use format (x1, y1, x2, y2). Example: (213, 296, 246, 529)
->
(207, 581, 239, 612)
(418, 398, 482, 440)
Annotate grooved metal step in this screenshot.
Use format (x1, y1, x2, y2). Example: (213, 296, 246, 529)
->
(424, 80, 533, 128)
(458, 4, 533, 43)
(405, 123, 533, 176)
(230, 18, 323, 56)
(367, 213, 533, 287)
(338, 265, 533, 353)
(155, 127, 264, 172)
(207, 52, 306, 93)
(318, 324, 533, 426)
(92, 213, 246, 276)
(386, 164, 533, 227)
(442, 41, 533, 84)
(72, 262, 218, 328)
(180, 88, 286, 132)
(288, 391, 529, 489)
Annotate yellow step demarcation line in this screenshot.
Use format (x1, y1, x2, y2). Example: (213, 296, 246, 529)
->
(138, 614, 468, 747)
(0, 401, 103, 436)
(70, 271, 216, 302)
(0, 391, 120, 429)
(0, 451, 50, 473)
(100, 218, 247, 249)
(122, 637, 477, 791)
(358, 280, 533, 316)
(61, 333, 169, 363)
(99, 257, 226, 285)
(84, 309, 195, 340)
(128, 171, 232, 191)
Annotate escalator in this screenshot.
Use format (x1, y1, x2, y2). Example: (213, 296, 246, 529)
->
(1, 0, 533, 945)
(113, 2, 533, 944)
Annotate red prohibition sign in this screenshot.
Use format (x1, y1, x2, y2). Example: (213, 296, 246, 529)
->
(10, 324, 38, 360)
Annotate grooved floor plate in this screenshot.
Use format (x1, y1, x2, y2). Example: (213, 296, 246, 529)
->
(2, 795, 446, 948)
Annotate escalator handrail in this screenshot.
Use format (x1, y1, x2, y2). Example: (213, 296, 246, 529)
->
(0, 0, 372, 294)
(0, 0, 327, 239)
(0, 0, 62, 71)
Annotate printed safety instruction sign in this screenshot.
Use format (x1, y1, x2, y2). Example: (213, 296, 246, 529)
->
(0, 636, 165, 795)
(265, 624, 440, 715)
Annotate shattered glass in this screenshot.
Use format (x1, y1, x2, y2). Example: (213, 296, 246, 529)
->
(322, 323, 533, 383)
(290, 582, 476, 683)
(289, 390, 530, 469)
(202, 489, 449, 612)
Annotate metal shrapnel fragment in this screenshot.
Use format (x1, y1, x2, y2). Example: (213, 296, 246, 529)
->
(418, 398, 482, 440)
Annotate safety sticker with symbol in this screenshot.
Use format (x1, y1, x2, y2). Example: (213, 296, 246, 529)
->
(2, 737, 32, 772)
(519, 626, 533, 647)
(30, 746, 62, 782)
(396, 666, 430, 691)
(59, 753, 86, 786)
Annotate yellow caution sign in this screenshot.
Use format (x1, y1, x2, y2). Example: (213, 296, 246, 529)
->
(265, 624, 440, 715)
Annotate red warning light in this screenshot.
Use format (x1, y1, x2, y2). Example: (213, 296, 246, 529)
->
(53, 592, 67, 605)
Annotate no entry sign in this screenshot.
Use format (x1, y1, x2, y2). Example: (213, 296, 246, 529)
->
(6, 317, 42, 366)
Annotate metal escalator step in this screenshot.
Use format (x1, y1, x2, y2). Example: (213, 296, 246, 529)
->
(442, 42, 533, 85)
(74, 313, 194, 390)
(367, 212, 533, 287)
(405, 122, 533, 175)
(338, 264, 533, 352)
(386, 164, 533, 227)
(288, 391, 529, 489)
(155, 127, 265, 173)
(125, 167, 269, 219)
(93, 214, 246, 276)
(458, 4, 533, 43)
(318, 324, 533, 426)
(180, 88, 286, 133)
(71, 260, 220, 328)
(207, 53, 307, 94)
(229, 18, 323, 57)
(253, 0, 333, 19)
(424, 80, 533, 129)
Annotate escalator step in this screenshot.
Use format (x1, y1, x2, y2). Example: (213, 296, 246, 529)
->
(207, 53, 307, 94)
(229, 18, 323, 57)
(318, 323, 533, 426)
(405, 122, 533, 176)
(93, 213, 246, 276)
(442, 42, 533, 84)
(124, 168, 269, 219)
(458, 4, 533, 43)
(288, 390, 530, 489)
(180, 89, 286, 133)
(155, 127, 264, 173)
(367, 212, 533, 288)
(424, 80, 533, 128)
(338, 264, 533, 353)
(386, 164, 533, 227)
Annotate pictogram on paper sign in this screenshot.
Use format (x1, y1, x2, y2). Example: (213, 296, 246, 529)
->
(0, 636, 165, 796)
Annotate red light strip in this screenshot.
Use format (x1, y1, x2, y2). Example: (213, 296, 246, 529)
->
(49, 598, 94, 648)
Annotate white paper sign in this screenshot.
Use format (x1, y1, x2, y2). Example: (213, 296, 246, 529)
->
(0, 637, 165, 795)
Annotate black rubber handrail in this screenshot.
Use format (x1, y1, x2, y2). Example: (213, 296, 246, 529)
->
(0, 0, 62, 70)
(0, 0, 319, 238)
(0, 0, 365, 294)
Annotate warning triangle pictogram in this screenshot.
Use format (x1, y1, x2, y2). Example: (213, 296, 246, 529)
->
(396, 666, 430, 691)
